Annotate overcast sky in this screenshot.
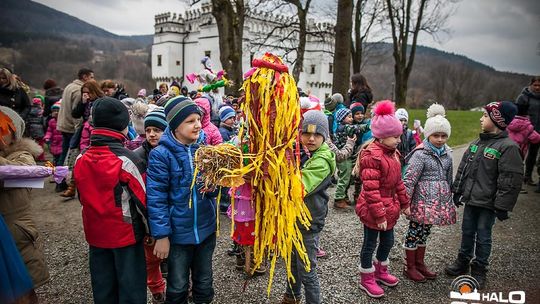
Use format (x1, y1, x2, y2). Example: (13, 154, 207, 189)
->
(34, 0, 539, 75)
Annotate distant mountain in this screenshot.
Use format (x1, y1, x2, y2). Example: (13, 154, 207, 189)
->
(0, 0, 151, 47)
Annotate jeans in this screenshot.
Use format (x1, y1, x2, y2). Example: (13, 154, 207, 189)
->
(166, 233, 216, 304)
(59, 132, 73, 166)
(459, 205, 496, 267)
(360, 225, 395, 269)
(286, 231, 321, 304)
(89, 241, 147, 304)
(335, 159, 353, 201)
(525, 142, 540, 178)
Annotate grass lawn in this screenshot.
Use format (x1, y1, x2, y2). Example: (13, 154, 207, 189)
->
(406, 109, 482, 147)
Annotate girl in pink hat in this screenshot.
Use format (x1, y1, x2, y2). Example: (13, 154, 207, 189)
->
(355, 100, 410, 298)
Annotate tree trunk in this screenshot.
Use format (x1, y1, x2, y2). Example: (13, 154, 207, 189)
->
(351, 0, 362, 73)
(292, 7, 308, 82)
(333, 0, 353, 98)
(211, 0, 244, 96)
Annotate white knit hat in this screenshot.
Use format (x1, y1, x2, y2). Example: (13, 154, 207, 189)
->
(395, 108, 409, 122)
(0, 105, 25, 141)
(424, 103, 451, 138)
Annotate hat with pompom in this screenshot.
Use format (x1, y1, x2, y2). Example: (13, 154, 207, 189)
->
(371, 100, 403, 139)
(424, 103, 451, 138)
(484, 101, 517, 130)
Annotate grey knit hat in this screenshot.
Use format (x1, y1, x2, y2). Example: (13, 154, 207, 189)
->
(324, 93, 344, 112)
(302, 110, 329, 141)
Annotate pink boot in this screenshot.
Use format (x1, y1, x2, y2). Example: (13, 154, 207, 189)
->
(359, 266, 384, 298)
(374, 259, 400, 287)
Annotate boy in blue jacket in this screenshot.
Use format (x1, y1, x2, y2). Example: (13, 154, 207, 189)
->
(147, 96, 217, 304)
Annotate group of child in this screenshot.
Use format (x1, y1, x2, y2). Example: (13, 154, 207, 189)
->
(0, 70, 534, 304)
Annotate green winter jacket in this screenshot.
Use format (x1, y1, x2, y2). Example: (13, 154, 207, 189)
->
(301, 143, 336, 232)
(452, 131, 523, 212)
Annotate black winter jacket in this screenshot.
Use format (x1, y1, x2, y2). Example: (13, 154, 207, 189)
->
(516, 87, 540, 132)
(452, 131, 523, 212)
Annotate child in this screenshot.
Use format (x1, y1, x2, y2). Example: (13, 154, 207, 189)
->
(44, 101, 63, 165)
(412, 119, 423, 145)
(282, 110, 336, 304)
(324, 93, 345, 138)
(395, 108, 417, 164)
(445, 101, 522, 289)
(0, 106, 50, 302)
(27, 97, 46, 161)
(194, 96, 223, 145)
(147, 98, 217, 304)
(134, 108, 168, 304)
(507, 102, 540, 159)
(73, 97, 148, 303)
(333, 107, 369, 209)
(355, 100, 409, 298)
(402, 103, 456, 282)
(127, 102, 150, 150)
(218, 105, 237, 142)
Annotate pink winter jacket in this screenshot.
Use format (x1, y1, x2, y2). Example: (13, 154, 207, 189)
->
(44, 117, 63, 156)
(194, 97, 223, 145)
(79, 120, 93, 151)
(507, 115, 540, 158)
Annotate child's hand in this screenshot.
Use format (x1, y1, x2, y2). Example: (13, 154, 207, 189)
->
(377, 221, 387, 231)
(153, 238, 170, 259)
(402, 207, 411, 216)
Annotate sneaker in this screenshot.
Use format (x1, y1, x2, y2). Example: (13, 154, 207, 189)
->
(227, 242, 242, 256)
(316, 248, 327, 258)
(520, 188, 528, 194)
(151, 292, 165, 304)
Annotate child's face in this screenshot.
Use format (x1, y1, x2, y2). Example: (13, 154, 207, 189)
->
(428, 132, 448, 148)
(353, 111, 364, 123)
(51, 109, 59, 118)
(380, 135, 401, 150)
(530, 80, 540, 94)
(400, 119, 408, 127)
(301, 132, 324, 152)
(174, 113, 201, 144)
(145, 126, 164, 148)
(343, 114, 353, 125)
(223, 116, 236, 127)
(480, 111, 497, 133)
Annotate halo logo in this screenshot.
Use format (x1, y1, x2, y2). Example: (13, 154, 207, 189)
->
(449, 275, 526, 304)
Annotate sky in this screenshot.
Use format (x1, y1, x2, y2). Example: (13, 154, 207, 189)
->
(34, 0, 540, 75)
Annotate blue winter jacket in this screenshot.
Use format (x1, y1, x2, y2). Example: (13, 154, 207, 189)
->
(146, 127, 217, 245)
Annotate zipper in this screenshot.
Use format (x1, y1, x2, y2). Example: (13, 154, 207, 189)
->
(188, 144, 200, 244)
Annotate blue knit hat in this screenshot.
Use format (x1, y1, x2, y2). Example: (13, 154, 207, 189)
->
(144, 107, 167, 131)
(335, 108, 351, 122)
(350, 102, 365, 115)
(219, 106, 236, 122)
(164, 96, 201, 131)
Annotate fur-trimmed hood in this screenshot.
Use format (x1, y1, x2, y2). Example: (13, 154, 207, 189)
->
(0, 138, 43, 160)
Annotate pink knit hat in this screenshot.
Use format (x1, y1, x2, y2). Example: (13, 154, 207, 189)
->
(371, 100, 403, 139)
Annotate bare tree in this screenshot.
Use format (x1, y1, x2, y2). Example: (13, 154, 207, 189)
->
(351, 0, 384, 73)
(384, 0, 455, 106)
(211, 0, 245, 95)
(333, 0, 353, 96)
(281, 0, 312, 81)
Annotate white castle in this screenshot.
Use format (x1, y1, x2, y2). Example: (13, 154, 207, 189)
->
(152, 1, 335, 99)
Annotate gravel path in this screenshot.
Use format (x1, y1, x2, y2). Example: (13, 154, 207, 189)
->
(32, 145, 540, 303)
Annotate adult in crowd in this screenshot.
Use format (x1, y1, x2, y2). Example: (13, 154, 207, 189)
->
(42, 79, 63, 118)
(516, 76, 540, 186)
(57, 68, 94, 167)
(0, 67, 31, 121)
(349, 73, 373, 109)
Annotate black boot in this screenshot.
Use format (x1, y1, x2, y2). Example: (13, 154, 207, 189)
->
(160, 259, 168, 279)
(445, 254, 470, 276)
(470, 262, 487, 290)
(55, 179, 68, 192)
(535, 182, 540, 193)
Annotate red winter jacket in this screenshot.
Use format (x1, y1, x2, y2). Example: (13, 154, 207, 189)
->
(356, 141, 409, 230)
(73, 129, 148, 248)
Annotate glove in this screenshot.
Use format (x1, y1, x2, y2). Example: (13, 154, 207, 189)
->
(453, 193, 463, 207)
(495, 209, 509, 221)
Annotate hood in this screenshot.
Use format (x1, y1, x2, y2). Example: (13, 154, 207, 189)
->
(313, 142, 336, 174)
(521, 87, 540, 99)
(194, 97, 211, 127)
(159, 127, 198, 155)
(507, 116, 530, 133)
(0, 138, 43, 159)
